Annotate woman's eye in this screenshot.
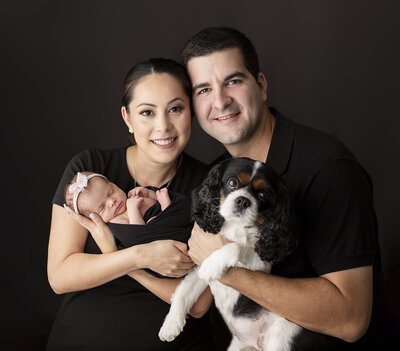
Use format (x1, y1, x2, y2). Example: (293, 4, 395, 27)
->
(227, 177, 239, 189)
(140, 110, 153, 117)
(169, 105, 183, 113)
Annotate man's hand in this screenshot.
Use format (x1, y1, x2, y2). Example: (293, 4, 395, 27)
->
(188, 222, 229, 265)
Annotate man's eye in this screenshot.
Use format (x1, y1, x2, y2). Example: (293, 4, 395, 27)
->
(198, 88, 210, 95)
(227, 177, 239, 189)
(227, 79, 241, 86)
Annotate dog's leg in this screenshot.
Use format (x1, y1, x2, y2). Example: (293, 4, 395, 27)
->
(227, 335, 255, 351)
(263, 317, 301, 351)
(198, 242, 241, 282)
(159, 267, 208, 342)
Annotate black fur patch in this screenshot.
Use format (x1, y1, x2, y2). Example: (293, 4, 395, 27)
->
(232, 294, 266, 318)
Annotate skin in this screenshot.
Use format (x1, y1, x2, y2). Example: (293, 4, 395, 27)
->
(186, 48, 373, 342)
(47, 72, 213, 317)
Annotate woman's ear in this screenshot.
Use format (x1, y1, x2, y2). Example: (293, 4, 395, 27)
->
(121, 106, 133, 131)
(257, 72, 268, 101)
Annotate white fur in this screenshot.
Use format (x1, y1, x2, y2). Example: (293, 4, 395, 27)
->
(159, 175, 301, 350)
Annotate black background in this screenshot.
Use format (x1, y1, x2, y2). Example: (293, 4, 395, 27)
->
(1, 1, 399, 350)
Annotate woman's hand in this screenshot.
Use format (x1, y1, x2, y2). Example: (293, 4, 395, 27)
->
(63, 205, 116, 253)
(142, 240, 195, 278)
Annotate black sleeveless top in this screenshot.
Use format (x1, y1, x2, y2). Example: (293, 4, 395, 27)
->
(48, 148, 214, 351)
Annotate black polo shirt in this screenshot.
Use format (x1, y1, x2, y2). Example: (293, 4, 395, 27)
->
(217, 108, 379, 278)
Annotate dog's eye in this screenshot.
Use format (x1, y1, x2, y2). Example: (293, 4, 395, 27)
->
(258, 191, 268, 201)
(227, 177, 239, 189)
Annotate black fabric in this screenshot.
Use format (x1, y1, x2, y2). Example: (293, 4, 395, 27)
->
(48, 147, 214, 351)
(110, 192, 192, 278)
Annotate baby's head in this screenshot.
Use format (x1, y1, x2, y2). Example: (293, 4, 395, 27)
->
(65, 172, 127, 223)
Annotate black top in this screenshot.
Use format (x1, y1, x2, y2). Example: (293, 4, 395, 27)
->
(48, 148, 214, 351)
(216, 109, 379, 277)
(110, 192, 193, 278)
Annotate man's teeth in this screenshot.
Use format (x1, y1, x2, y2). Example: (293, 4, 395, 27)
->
(216, 113, 238, 120)
(152, 138, 176, 145)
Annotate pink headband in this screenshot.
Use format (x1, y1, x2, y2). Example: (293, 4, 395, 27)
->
(68, 172, 107, 214)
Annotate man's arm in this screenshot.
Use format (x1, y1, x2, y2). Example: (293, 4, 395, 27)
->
(188, 227, 373, 343)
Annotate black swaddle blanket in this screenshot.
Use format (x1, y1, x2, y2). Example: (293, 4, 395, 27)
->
(107, 192, 192, 278)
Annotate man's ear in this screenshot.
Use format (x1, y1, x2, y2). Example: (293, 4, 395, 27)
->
(257, 72, 268, 101)
(121, 106, 133, 131)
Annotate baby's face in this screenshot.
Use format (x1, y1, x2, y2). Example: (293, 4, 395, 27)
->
(79, 178, 127, 223)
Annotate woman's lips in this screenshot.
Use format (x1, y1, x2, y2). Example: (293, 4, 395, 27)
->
(151, 137, 178, 148)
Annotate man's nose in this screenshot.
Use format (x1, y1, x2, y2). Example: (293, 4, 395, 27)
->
(213, 88, 232, 112)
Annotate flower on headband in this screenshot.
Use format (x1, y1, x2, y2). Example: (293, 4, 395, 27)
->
(69, 172, 89, 195)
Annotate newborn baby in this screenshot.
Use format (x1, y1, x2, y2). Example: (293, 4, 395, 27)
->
(64, 172, 171, 224)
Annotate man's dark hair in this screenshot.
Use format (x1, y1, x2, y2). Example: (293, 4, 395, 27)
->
(181, 27, 260, 80)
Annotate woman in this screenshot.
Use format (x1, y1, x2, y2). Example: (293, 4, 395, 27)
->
(47, 58, 215, 350)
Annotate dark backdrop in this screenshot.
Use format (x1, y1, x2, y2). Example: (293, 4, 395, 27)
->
(1, 1, 399, 350)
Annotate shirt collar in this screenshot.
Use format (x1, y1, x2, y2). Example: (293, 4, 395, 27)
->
(266, 107, 295, 175)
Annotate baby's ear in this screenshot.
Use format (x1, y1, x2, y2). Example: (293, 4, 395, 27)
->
(191, 162, 225, 234)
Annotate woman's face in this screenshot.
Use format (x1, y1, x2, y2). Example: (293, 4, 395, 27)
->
(122, 73, 191, 165)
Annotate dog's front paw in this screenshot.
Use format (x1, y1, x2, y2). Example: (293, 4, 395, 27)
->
(159, 311, 186, 342)
(198, 260, 224, 282)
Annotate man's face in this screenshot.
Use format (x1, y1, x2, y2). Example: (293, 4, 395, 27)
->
(187, 48, 267, 146)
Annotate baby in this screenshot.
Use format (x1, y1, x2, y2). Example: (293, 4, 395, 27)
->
(64, 172, 171, 224)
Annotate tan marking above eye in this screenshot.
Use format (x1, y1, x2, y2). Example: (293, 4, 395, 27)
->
(237, 172, 251, 185)
(252, 178, 269, 189)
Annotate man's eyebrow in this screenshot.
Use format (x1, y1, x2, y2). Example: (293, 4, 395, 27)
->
(192, 71, 248, 92)
(224, 71, 247, 81)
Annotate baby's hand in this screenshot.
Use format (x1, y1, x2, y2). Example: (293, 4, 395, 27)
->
(128, 187, 157, 200)
(126, 195, 143, 211)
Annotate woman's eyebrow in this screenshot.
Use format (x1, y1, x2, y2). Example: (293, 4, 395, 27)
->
(168, 97, 184, 104)
(136, 102, 156, 108)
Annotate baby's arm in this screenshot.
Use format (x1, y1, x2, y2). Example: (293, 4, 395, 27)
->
(156, 188, 171, 211)
(126, 196, 145, 225)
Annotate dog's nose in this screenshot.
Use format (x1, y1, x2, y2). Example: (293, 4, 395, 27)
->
(235, 196, 250, 210)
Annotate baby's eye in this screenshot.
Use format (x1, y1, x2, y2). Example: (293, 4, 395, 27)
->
(227, 177, 239, 189)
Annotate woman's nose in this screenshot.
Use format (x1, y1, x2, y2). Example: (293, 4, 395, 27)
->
(156, 113, 172, 132)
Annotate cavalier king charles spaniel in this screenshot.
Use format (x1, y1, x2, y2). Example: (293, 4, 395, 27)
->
(159, 158, 333, 351)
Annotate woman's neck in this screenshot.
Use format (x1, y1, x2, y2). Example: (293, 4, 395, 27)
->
(126, 146, 179, 188)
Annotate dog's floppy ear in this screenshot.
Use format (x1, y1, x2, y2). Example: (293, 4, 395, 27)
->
(191, 162, 225, 234)
(255, 179, 297, 264)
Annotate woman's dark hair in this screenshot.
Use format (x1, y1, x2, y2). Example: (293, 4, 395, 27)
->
(121, 58, 192, 113)
(181, 27, 260, 81)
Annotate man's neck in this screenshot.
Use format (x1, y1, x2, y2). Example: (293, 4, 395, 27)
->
(226, 107, 275, 163)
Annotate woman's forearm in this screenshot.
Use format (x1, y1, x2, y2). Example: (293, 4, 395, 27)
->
(49, 244, 145, 294)
(129, 270, 213, 318)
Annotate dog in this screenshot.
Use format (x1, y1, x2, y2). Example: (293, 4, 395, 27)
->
(158, 157, 332, 351)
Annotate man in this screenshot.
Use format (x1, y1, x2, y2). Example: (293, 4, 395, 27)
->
(183, 27, 378, 347)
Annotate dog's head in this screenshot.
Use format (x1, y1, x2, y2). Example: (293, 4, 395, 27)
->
(192, 157, 296, 264)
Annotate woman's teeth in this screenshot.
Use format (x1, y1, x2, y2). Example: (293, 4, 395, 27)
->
(152, 138, 176, 145)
